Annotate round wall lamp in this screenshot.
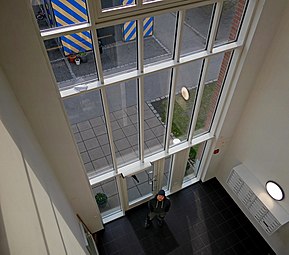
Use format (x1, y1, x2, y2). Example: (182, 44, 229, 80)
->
(181, 87, 190, 101)
(265, 181, 284, 201)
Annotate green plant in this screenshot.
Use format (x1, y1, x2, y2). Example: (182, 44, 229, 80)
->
(189, 147, 197, 160)
(95, 193, 108, 208)
(77, 51, 88, 63)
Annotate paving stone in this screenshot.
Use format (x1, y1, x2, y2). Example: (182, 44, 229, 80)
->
(112, 129, 125, 141)
(101, 144, 111, 156)
(122, 125, 137, 136)
(146, 117, 162, 128)
(117, 117, 132, 128)
(115, 138, 131, 151)
(125, 105, 137, 115)
(113, 109, 127, 120)
(145, 138, 162, 151)
(77, 120, 92, 131)
(80, 129, 95, 140)
(74, 132, 82, 143)
(93, 125, 107, 136)
(111, 121, 120, 131)
(127, 134, 138, 146)
(119, 147, 138, 160)
(77, 142, 86, 153)
(84, 137, 99, 150)
(80, 152, 91, 164)
(84, 162, 94, 172)
(88, 147, 105, 161)
(144, 129, 156, 140)
(144, 110, 156, 119)
(97, 133, 109, 145)
(102, 179, 118, 196)
(90, 116, 104, 127)
(151, 124, 165, 136)
(92, 157, 108, 170)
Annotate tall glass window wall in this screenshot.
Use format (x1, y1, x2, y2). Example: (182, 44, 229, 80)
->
(33, 0, 251, 220)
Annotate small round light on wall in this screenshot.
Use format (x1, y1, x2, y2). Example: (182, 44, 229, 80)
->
(266, 181, 284, 201)
(181, 87, 190, 101)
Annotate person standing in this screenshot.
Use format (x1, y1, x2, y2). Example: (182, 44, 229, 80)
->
(144, 189, 171, 228)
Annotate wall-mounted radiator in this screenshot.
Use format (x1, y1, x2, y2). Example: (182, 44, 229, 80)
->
(227, 164, 289, 235)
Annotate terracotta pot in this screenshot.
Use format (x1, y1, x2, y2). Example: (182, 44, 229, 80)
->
(68, 54, 76, 63)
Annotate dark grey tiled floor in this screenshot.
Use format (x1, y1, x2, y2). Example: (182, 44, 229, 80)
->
(96, 178, 275, 255)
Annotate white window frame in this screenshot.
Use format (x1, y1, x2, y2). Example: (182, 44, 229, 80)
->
(35, 0, 259, 219)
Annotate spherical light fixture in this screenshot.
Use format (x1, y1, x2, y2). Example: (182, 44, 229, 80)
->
(265, 181, 284, 201)
(181, 87, 190, 101)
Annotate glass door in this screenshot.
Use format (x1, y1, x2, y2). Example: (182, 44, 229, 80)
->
(125, 165, 156, 208)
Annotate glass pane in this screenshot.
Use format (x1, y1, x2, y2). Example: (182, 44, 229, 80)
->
(32, 0, 89, 31)
(215, 0, 248, 46)
(45, 34, 97, 91)
(127, 166, 154, 204)
(183, 142, 206, 183)
(101, 0, 135, 10)
(97, 23, 137, 77)
(144, 12, 177, 66)
(92, 177, 121, 217)
(63, 90, 113, 177)
(162, 156, 172, 190)
(180, 5, 213, 57)
(194, 51, 232, 136)
(170, 60, 203, 142)
(106, 80, 139, 167)
(144, 69, 172, 156)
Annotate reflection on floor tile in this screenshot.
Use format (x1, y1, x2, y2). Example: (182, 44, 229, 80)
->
(96, 178, 276, 255)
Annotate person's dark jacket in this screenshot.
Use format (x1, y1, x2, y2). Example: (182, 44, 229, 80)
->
(148, 195, 171, 214)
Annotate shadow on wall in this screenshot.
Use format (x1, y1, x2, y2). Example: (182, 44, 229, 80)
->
(0, 68, 87, 253)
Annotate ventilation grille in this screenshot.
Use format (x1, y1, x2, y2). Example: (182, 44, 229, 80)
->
(227, 164, 289, 235)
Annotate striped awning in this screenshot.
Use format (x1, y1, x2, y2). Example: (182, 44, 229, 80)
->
(51, 0, 92, 55)
(122, 0, 154, 42)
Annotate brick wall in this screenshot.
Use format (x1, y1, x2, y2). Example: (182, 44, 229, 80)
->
(195, 0, 247, 159)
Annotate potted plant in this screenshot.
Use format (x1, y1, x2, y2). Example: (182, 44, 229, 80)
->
(75, 57, 81, 65)
(68, 53, 76, 63)
(95, 193, 108, 208)
(78, 51, 88, 63)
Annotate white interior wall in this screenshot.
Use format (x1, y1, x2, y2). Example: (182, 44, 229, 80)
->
(204, 1, 289, 253)
(0, 68, 90, 254)
(0, 0, 102, 234)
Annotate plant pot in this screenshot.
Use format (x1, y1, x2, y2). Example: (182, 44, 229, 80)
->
(68, 54, 76, 63)
(75, 58, 81, 65)
(78, 52, 88, 63)
(95, 193, 108, 208)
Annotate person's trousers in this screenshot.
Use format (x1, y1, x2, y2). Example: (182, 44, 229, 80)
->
(148, 211, 166, 221)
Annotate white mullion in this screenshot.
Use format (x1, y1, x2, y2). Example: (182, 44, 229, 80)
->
(60, 43, 242, 99)
(236, 0, 257, 45)
(174, 10, 185, 61)
(86, 0, 104, 84)
(137, 0, 142, 8)
(137, 18, 144, 73)
(40, 23, 92, 40)
(100, 87, 118, 173)
(138, 76, 145, 162)
(206, 1, 223, 53)
(86, 0, 97, 25)
(164, 10, 184, 152)
(91, 29, 104, 84)
(97, 0, 216, 22)
(188, 58, 210, 143)
(165, 68, 178, 153)
(137, 17, 145, 162)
